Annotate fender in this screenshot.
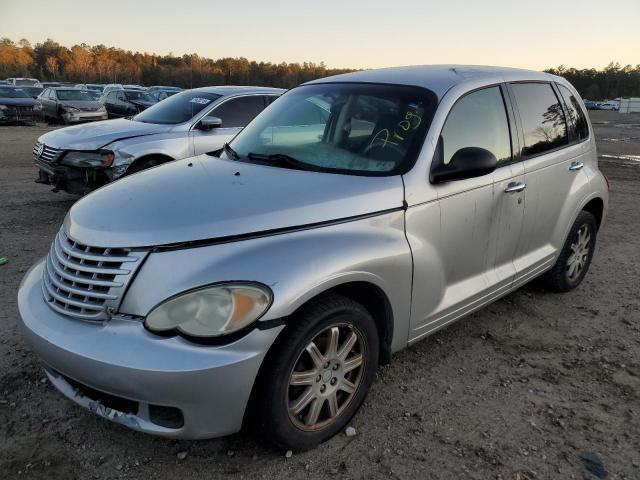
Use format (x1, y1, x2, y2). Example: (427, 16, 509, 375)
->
(120, 210, 414, 352)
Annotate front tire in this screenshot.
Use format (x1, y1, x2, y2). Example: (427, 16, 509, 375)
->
(542, 210, 598, 292)
(253, 293, 379, 451)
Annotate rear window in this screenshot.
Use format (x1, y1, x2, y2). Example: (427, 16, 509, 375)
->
(133, 90, 222, 125)
(557, 84, 589, 142)
(510, 83, 568, 157)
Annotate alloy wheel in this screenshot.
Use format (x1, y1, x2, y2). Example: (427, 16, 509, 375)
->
(287, 324, 366, 431)
(567, 224, 591, 282)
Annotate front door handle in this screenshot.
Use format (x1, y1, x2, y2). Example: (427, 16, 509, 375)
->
(569, 161, 584, 171)
(504, 181, 526, 193)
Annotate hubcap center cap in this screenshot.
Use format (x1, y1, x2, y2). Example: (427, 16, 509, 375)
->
(322, 369, 333, 383)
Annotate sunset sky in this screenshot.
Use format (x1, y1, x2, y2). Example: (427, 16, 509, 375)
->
(1, 0, 638, 70)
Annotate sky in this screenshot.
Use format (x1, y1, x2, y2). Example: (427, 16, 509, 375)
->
(1, 0, 638, 70)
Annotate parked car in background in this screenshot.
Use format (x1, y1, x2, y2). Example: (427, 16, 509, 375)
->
(75, 83, 105, 93)
(6, 77, 41, 87)
(0, 86, 42, 123)
(19, 66, 608, 450)
(38, 87, 108, 124)
(148, 85, 183, 101)
(40, 81, 63, 88)
(22, 86, 44, 99)
(123, 84, 146, 90)
(101, 89, 156, 117)
(0, 80, 10, 85)
(583, 99, 600, 110)
(599, 100, 619, 111)
(33, 86, 283, 194)
(102, 84, 124, 95)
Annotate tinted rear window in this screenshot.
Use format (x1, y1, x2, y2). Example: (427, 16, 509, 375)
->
(511, 83, 568, 157)
(132, 90, 222, 124)
(557, 84, 589, 142)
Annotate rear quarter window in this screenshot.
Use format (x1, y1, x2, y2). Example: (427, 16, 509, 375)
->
(557, 84, 589, 142)
(510, 83, 568, 157)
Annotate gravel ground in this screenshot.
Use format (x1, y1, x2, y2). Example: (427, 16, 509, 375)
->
(0, 111, 639, 479)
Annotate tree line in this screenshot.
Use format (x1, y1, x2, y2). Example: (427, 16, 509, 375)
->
(1, 38, 638, 99)
(0, 38, 354, 89)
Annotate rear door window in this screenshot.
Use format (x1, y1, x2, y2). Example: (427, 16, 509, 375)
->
(439, 86, 512, 165)
(211, 95, 265, 128)
(557, 84, 589, 142)
(510, 83, 568, 157)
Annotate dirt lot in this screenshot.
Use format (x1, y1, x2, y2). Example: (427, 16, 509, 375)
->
(1, 111, 639, 479)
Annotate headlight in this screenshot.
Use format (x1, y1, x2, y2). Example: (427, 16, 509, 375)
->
(33, 103, 42, 111)
(145, 284, 272, 338)
(98, 105, 107, 112)
(62, 106, 80, 113)
(61, 150, 115, 167)
(0, 105, 7, 110)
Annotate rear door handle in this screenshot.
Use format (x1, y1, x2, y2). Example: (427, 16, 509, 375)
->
(569, 161, 584, 171)
(504, 181, 526, 193)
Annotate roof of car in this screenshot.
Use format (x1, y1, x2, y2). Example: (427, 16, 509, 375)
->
(305, 65, 561, 99)
(188, 85, 286, 96)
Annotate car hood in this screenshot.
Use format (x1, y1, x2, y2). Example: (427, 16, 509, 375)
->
(65, 156, 404, 248)
(60, 100, 103, 110)
(38, 118, 171, 150)
(0, 97, 39, 107)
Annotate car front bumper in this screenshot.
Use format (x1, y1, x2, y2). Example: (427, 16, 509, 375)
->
(18, 260, 284, 439)
(61, 111, 108, 123)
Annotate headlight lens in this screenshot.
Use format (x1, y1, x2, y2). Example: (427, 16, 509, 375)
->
(98, 105, 107, 112)
(0, 105, 7, 110)
(61, 150, 115, 167)
(145, 284, 272, 338)
(63, 106, 80, 113)
(33, 103, 42, 111)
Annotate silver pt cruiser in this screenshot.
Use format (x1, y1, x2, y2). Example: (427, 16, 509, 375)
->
(18, 66, 608, 450)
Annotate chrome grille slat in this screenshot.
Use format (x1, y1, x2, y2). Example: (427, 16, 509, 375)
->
(44, 259, 118, 300)
(57, 236, 135, 263)
(41, 229, 147, 322)
(34, 143, 64, 163)
(52, 237, 131, 275)
(47, 254, 123, 288)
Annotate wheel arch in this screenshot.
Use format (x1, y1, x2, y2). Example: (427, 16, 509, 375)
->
(125, 153, 175, 175)
(582, 196, 604, 230)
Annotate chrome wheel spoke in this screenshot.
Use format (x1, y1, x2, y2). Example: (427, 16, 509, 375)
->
(327, 326, 340, 357)
(338, 332, 358, 360)
(306, 398, 323, 426)
(340, 379, 356, 394)
(327, 392, 339, 418)
(306, 341, 325, 369)
(291, 387, 315, 414)
(343, 353, 363, 373)
(290, 370, 317, 386)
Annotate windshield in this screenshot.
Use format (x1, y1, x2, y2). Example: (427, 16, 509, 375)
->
(23, 87, 43, 96)
(229, 83, 437, 175)
(15, 79, 37, 86)
(133, 90, 222, 124)
(57, 90, 96, 101)
(125, 91, 153, 102)
(0, 87, 30, 98)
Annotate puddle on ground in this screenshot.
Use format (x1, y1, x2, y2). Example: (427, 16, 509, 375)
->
(599, 154, 640, 165)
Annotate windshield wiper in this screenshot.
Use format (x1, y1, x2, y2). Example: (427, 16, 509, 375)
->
(223, 143, 239, 160)
(247, 152, 312, 171)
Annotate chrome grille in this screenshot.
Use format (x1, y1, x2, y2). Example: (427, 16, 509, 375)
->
(42, 229, 147, 321)
(33, 142, 64, 163)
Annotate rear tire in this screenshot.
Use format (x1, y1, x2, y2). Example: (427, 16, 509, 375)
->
(252, 293, 379, 451)
(542, 210, 597, 292)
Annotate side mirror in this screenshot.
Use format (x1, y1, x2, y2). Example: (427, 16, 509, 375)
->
(199, 116, 222, 131)
(430, 147, 497, 183)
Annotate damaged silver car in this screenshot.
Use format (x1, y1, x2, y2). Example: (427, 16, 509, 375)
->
(33, 86, 284, 194)
(19, 66, 608, 450)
